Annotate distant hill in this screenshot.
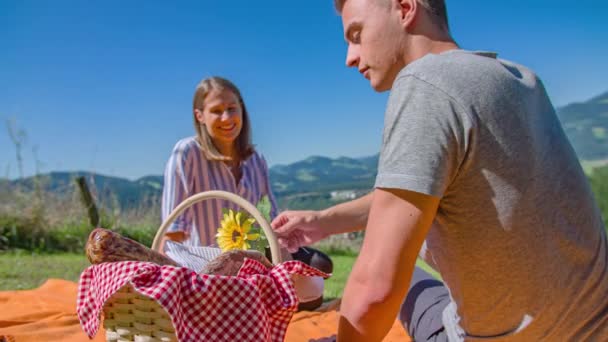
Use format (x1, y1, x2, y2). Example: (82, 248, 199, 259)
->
(2, 90, 607, 211)
(269, 155, 378, 197)
(0, 155, 378, 211)
(3, 171, 163, 210)
(557, 91, 608, 160)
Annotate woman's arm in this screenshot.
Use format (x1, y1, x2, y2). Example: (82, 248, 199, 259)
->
(160, 142, 193, 251)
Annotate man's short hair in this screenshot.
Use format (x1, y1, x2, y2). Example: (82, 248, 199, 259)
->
(334, 0, 449, 30)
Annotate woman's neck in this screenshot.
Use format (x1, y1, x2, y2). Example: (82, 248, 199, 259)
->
(216, 141, 239, 163)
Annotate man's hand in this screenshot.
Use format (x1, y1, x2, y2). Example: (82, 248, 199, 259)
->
(271, 210, 330, 252)
(271, 193, 374, 252)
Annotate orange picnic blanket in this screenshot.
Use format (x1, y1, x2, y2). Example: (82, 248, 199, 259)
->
(0, 279, 411, 341)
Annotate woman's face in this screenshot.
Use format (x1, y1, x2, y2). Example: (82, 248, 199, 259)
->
(196, 88, 243, 151)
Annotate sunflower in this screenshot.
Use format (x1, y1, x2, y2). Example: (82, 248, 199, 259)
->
(216, 209, 261, 252)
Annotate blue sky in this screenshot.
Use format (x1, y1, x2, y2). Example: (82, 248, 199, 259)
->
(1, 0, 607, 180)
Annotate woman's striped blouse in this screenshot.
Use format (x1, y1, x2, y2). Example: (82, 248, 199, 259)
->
(161, 137, 279, 247)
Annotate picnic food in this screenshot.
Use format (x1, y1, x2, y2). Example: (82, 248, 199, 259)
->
(85, 228, 270, 276)
(85, 228, 179, 266)
(78, 192, 305, 342)
(201, 249, 273, 276)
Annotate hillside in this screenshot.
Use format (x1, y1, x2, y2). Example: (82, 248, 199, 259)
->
(557, 91, 608, 160)
(3, 171, 163, 210)
(0, 154, 377, 211)
(2, 90, 607, 211)
(269, 155, 377, 196)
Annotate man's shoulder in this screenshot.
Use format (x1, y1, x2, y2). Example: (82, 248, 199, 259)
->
(393, 50, 537, 101)
(397, 50, 498, 82)
(403, 49, 497, 71)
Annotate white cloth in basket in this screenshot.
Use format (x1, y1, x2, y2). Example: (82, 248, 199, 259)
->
(164, 241, 222, 273)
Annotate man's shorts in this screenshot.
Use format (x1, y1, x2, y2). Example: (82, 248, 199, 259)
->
(399, 267, 451, 342)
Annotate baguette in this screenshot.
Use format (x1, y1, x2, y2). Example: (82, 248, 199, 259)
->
(85, 228, 178, 266)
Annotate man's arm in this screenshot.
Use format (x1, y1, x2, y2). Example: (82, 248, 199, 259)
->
(319, 191, 374, 234)
(338, 187, 439, 341)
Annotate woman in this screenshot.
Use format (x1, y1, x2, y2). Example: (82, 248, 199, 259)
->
(161, 76, 332, 310)
(161, 76, 277, 247)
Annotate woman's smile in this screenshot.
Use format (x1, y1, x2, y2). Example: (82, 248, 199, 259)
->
(219, 123, 236, 130)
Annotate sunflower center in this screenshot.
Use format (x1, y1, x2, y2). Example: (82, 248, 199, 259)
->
(232, 230, 242, 242)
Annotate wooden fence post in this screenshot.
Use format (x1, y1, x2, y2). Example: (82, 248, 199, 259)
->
(75, 176, 100, 228)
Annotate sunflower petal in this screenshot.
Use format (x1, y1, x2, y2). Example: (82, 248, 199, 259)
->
(247, 233, 260, 241)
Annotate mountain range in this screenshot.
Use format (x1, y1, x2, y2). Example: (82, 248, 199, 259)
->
(557, 91, 608, 160)
(2, 90, 607, 210)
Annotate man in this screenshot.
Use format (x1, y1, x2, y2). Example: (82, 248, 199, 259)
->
(271, 0, 608, 340)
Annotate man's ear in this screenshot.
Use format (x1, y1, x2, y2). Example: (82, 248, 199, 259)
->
(194, 109, 204, 124)
(396, 0, 418, 29)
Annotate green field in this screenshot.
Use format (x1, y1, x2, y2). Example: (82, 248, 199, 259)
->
(323, 254, 439, 300)
(0, 252, 90, 290)
(0, 252, 439, 299)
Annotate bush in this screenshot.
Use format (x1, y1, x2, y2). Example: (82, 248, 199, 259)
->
(588, 165, 608, 232)
(113, 224, 157, 248)
(3, 163, 608, 254)
(0, 214, 48, 252)
(313, 233, 362, 256)
(0, 214, 158, 252)
(0, 179, 161, 252)
(45, 222, 93, 253)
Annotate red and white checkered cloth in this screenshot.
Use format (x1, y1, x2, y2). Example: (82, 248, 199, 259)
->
(77, 259, 328, 342)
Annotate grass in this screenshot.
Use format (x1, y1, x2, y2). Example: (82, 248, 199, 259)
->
(324, 253, 440, 301)
(0, 251, 90, 290)
(0, 251, 441, 301)
(324, 254, 357, 300)
(581, 159, 608, 175)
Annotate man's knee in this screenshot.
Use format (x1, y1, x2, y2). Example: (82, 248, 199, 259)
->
(400, 268, 449, 341)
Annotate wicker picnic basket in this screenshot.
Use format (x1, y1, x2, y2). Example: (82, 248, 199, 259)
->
(101, 190, 284, 342)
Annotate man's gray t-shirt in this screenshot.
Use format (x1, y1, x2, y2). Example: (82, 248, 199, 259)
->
(375, 50, 608, 340)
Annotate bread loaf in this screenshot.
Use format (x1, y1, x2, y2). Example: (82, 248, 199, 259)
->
(201, 249, 272, 276)
(85, 228, 178, 266)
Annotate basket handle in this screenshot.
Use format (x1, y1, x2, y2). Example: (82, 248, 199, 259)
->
(151, 190, 282, 265)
